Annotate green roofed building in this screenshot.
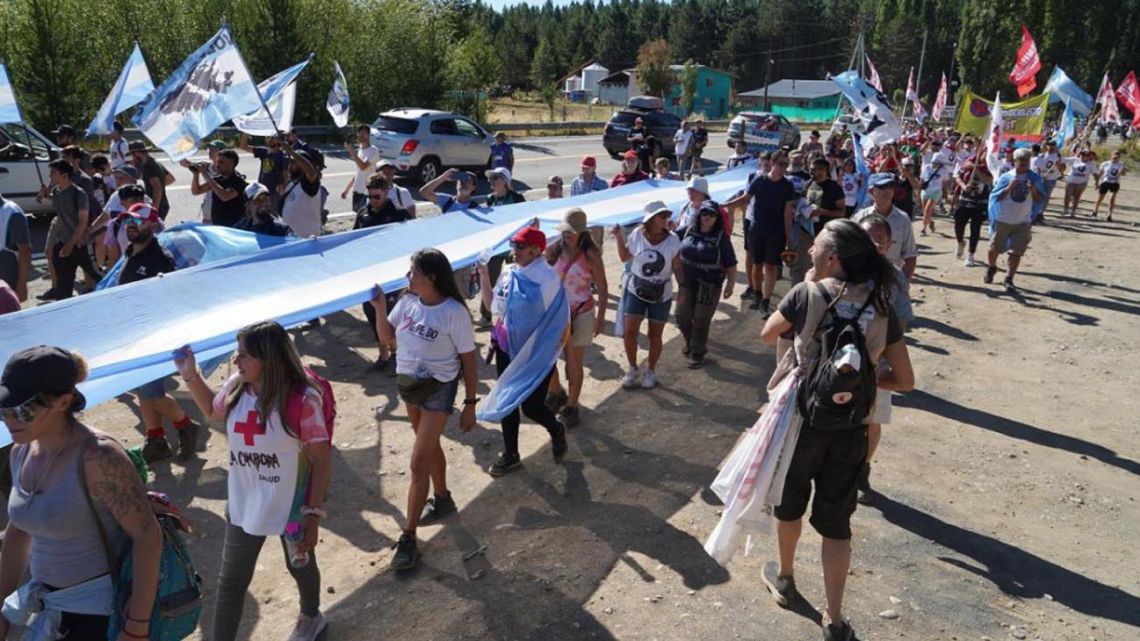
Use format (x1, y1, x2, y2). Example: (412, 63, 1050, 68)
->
(738, 79, 840, 122)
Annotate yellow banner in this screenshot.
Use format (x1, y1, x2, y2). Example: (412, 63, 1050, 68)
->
(955, 91, 1049, 142)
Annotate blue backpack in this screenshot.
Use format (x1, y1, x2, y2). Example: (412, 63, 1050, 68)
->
(81, 438, 204, 640)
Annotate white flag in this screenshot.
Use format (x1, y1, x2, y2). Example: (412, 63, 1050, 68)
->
(865, 55, 883, 92)
(232, 56, 312, 136)
(326, 61, 350, 127)
(1097, 74, 1122, 125)
(932, 73, 948, 122)
(985, 93, 1004, 171)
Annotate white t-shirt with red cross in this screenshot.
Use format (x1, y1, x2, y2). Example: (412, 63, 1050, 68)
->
(214, 375, 328, 536)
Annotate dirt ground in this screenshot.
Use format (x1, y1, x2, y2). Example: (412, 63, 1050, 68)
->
(14, 169, 1140, 641)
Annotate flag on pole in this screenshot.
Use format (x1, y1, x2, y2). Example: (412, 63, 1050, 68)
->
(851, 132, 871, 208)
(132, 27, 263, 160)
(0, 63, 22, 125)
(984, 92, 1004, 172)
(86, 43, 155, 137)
(1115, 70, 1140, 120)
(1054, 98, 1075, 149)
(865, 55, 883, 92)
(1043, 66, 1094, 115)
(1097, 74, 1122, 125)
(232, 55, 313, 136)
(831, 71, 902, 150)
(932, 72, 948, 122)
(326, 61, 350, 128)
(905, 67, 926, 123)
(1008, 24, 1042, 97)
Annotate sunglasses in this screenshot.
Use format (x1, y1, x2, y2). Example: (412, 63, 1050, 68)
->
(367, 194, 385, 201)
(698, 210, 718, 218)
(121, 215, 148, 226)
(0, 393, 43, 424)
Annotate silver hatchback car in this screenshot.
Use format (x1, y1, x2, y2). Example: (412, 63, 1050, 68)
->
(370, 109, 494, 183)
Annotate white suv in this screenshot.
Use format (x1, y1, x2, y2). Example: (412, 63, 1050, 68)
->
(370, 109, 494, 183)
(0, 123, 57, 215)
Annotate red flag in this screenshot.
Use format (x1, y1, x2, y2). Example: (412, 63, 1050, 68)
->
(1115, 70, 1140, 114)
(932, 72, 948, 121)
(1008, 24, 1042, 97)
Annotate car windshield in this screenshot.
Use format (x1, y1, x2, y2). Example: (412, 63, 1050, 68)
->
(0, 123, 52, 160)
(372, 116, 418, 135)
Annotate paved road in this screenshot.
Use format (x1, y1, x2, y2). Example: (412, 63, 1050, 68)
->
(24, 132, 731, 256)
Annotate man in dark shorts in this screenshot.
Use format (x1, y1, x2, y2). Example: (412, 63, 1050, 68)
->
(725, 150, 796, 316)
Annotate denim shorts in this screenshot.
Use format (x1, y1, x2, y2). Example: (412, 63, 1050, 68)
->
(135, 377, 168, 400)
(418, 377, 459, 414)
(620, 289, 671, 323)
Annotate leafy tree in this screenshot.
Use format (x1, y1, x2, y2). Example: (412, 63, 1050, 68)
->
(638, 38, 673, 98)
(539, 83, 559, 122)
(447, 25, 503, 122)
(679, 59, 699, 114)
(531, 32, 560, 88)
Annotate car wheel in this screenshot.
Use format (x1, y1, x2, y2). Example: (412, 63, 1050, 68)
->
(416, 156, 441, 184)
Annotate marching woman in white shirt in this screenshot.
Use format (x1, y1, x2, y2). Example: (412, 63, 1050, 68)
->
(1093, 150, 1127, 221)
(369, 248, 478, 572)
(1062, 148, 1096, 217)
(174, 322, 332, 641)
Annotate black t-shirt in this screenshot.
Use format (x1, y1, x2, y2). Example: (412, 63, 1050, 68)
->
(252, 147, 287, 192)
(628, 126, 646, 151)
(807, 178, 845, 212)
(486, 190, 526, 207)
(234, 215, 293, 237)
(353, 201, 411, 229)
(140, 157, 170, 219)
(119, 239, 175, 285)
(747, 175, 798, 233)
(209, 172, 248, 228)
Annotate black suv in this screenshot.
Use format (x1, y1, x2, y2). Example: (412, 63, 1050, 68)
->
(602, 108, 683, 159)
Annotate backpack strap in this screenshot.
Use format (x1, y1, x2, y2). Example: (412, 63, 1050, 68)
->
(77, 434, 123, 588)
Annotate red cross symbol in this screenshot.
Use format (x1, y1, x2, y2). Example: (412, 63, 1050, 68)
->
(233, 410, 265, 446)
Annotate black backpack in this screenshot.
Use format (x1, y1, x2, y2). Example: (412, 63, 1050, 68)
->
(797, 284, 878, 432)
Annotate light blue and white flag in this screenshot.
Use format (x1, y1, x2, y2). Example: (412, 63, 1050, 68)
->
(1054, 98, 1076, 149)
(132, 27, 262, 160)
(233, 55, 313, 136)
(326, 61, 350, 127)
(851, 132, 872, 208)
(86, 43, 155, 137)
(0, 63, 22, 125)
(1043, 66, 1094, 116)
(832, 70, 902, 150)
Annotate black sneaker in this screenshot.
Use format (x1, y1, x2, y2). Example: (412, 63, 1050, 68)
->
(551, 422, 568, 463)
(419, 492, 457, 524)
(1003, 278, 1017, 293)
(36, 289, 62, 301)
(488, 452, 522, 477)
(822, 620, 855, 641)
(142, 436, 172, 464)
(741, 287, 755, 300)
(475, 313, 493, 329)
(761, 561, 796, 608)
(559, 405, 581, 428)
(368, 355, 389, 372)
(687, 355, 705, 369)
(856, 462, 873, 505)
(760, 299, 772, 319)
(175, 422, 199, 462)
(748, 299, 761, 310)
(984, 265, 997, 284)
(391, 532, 419, 571)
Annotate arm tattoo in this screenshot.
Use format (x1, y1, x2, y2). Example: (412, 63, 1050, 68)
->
(84, 437, 153, 535)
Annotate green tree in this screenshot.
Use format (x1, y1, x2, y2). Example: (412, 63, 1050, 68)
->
(637, 38, 673, 98)
(447, 25, 503, 122)
(530, 32, 560, 88)
(539, 83, 558, 122)
(679, 59, 699, 115)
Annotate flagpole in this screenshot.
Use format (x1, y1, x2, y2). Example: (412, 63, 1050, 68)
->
(223, 17, 285, 139)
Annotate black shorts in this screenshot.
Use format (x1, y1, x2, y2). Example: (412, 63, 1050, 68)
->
(743, 219, 752, 252)
(748, 227, 786, 265)
(773, 426, 868, 540)
(1099, 182, 1120, 194)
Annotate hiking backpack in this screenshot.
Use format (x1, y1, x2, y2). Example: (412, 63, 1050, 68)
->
(797, 284, 879, 432)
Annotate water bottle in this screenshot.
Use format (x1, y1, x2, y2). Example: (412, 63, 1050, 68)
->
(284, 521, 309, 568)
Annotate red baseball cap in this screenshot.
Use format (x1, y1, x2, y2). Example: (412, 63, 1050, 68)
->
(623, 149, 639, 161)
(120, 203, 160, 223)
(511, 227, 547, 251)
(580, 155, 597, 168)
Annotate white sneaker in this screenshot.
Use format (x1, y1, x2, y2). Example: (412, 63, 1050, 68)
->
(965, 253, 977, 267)
(640, 369, 658, 389)
(955, 241, 965, 259)
(286, 613, 327, 641)
(621, 366, 641, 389)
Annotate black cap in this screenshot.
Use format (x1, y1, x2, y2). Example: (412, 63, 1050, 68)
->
(112, 121, 125, 132)
(128, 141, 147, 152)
(117, 184, 145, 200)
(52, 124, 76, 137)
(0, 346, 84, 409)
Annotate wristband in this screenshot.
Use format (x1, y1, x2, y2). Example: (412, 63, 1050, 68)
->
(127, 616, 150, 624)
(463, 398, 479, 405)
(301, 506, 327, 519)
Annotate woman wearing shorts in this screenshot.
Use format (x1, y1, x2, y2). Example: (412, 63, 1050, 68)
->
(676, 200, 737, 368)
(613, 201, 682, 389)
(759, 219, 913, 641)
(0, 346, 161, 641)
(1093, 150, 1126, 221)
(1062, 149, 1095, 217)
(370, 248, 478, 571)
(545, 208, 607, 426)
(174, 321, 333, 641)
(919, 150, 948, 235)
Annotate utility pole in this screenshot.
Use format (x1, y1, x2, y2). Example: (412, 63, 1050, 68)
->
(763, 38, 774, 112)
(916, 28, 929, 107)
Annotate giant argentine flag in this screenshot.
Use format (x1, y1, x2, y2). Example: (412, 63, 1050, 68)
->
(86, 44, 155, 137)
(132, 27, 262, 160)
(0, 63, 21, 125)
(833, 70, 902, 150)
(233, 55, 312, 136)
(1043, 66, 1094, 116)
